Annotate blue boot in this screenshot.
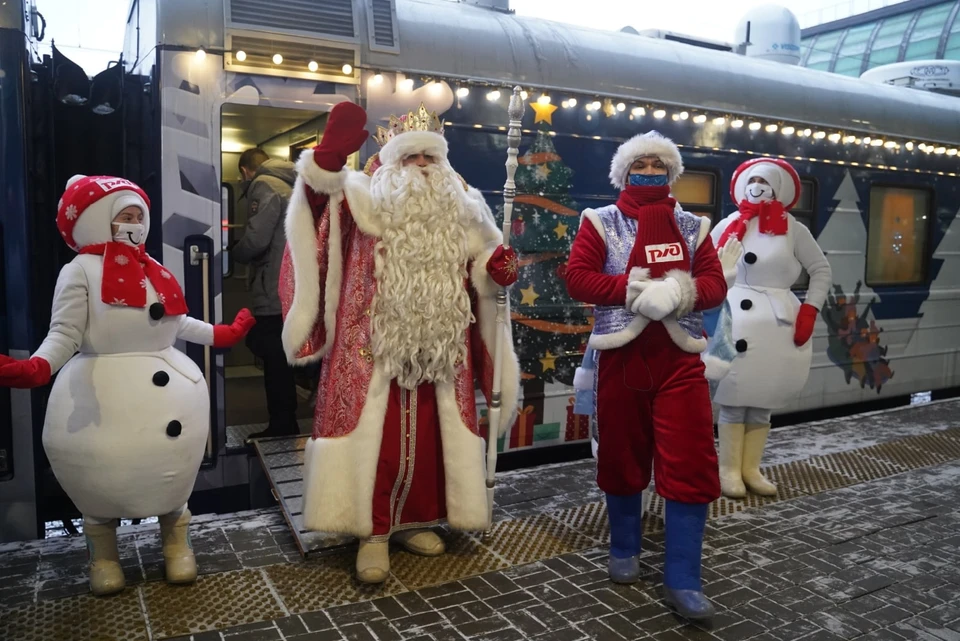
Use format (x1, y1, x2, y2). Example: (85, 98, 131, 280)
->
(663, 500, 715, 623)
(606, 493, 643, 583)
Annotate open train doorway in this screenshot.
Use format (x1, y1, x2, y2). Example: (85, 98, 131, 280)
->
(219, 103, 328, 449)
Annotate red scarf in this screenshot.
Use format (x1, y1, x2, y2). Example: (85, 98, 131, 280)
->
(80, 243, 189, 315)
(717, 199, 788, 248)
(619, 186, 689, 279)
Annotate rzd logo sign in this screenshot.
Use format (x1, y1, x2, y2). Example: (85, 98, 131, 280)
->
(645, 242, 683, 263)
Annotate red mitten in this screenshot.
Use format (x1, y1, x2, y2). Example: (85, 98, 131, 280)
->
(0, 356, 52, 389)
(486, 246, 519, 287)
(313, 102, 370, 171)
(794, 303, 818, 346)
(213, 309, 257, 348)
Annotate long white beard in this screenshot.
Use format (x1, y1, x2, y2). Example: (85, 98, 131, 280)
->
(369, 163, 475, 390)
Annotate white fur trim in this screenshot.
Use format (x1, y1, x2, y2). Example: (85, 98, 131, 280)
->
(662, 317, 707, 353)
(296, 149, 348, 195)
(471, 248, 520, 436)
(378, 131, 449, 168)
(588, 315, 649, 351)
(301, 367, 391, 536)
(696, 215, 711, 249)
(573, 366, 594, 390)
(580, 210, 606, 246)
(609, 132, 684, 190)
(666, 269, 697, 318)
(342, 171, 379, 237)
(300, 366, 491, 536)
(435, 381, 490, 530)
(281, 177, 344, 366)
(702, 353, 731, 382)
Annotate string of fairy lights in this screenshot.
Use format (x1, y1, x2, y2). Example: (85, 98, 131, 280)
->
(210, 45, 960, 176)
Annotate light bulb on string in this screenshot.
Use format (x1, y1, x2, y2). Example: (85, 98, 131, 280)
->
(370, 73, 384, 85)
(616, 102, 626, 112)
(195, 48, 206, 61)
(672, 113, 680, 121)
(884, 141, 897, 149)
(537, 94, 551, 105)
(235, 50, 246, 62)
(731, 119, 744, 128)
(693, 114, 707, 124)
(567, 97, 577, 108)
(679, 111, 689, 120)
(308, 61, 319, 72)
(591, 100, 602, 111)
(456, 86, 469, 98)
(814, 131, 826, 139)
(713, 116, 726, 126)
(828, 133, 841, 143)
(948, 149, 959, 156)
(272, 53, 283, 65)
(342, 64, 353, 75)
(653, 109, 666, 119)
(782, 126, 795, 135)
(871, 139, 884, 147)
(905, 141, 915, 150)
(487, 89, 501, 101)
(748, 122, 761, 130)
(520, 90, 528, 100)
(765, 124, 778, 133)
(632, 106, 644, 116)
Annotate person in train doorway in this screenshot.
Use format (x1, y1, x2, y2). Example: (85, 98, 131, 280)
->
(710, 159, 831, 498)
(565, 131, 729, 623)
(277, 101, 521, 583)
(233, 148, 302, 440)
(0, 175, 254, 595)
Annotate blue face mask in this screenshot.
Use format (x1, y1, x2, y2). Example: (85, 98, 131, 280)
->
(628, 173, 669, 187)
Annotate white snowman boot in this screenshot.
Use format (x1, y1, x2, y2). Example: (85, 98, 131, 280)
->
(718, 424, 747, 499)
(84, 518, 126, 596)
(742, 424, 777, 496)
(159, 507, 198, 584)
(356, 539, 390, 584)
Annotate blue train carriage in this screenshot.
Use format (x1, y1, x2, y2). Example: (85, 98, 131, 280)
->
(118, 0, 960, 473)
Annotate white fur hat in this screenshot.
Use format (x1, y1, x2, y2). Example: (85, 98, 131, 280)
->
(609, 131, 684, 190)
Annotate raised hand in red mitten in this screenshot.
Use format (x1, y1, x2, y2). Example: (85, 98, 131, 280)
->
(0, 356, 52, 389)
(486, 245, 519, 287)
(213, 309, 257, 349)
(313, 102, 370, 172)
(794, 303, 818, 346)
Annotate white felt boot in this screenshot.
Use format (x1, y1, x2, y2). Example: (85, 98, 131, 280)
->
(84, 519, 126, 596)
(159, 507, 197, 584)
(393, 529, 445, 556)
(356, 539, 390, 584)
(742, 424, 777, 496)
(718, 424, 747, 499)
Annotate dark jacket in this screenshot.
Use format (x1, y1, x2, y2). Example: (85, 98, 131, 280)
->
(232, 159, 296, 316)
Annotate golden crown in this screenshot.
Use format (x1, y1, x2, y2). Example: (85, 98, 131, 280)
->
(373, 103, 444, 147)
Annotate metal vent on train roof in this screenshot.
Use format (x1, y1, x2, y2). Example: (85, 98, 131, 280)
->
(369, 0, 399, 51)
(226, 35, 357, 82)
(228, 0, 357, 40)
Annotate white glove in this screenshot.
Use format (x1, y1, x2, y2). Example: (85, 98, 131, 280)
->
(632, 277, 682, 321)
(718, 239, 743, 289)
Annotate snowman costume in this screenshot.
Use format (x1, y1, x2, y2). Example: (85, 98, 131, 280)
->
(0, 176, 255, 596)
(710, 159, 831, 498)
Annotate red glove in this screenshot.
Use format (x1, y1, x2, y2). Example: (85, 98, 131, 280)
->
(213, 309, 257, 348)
(794, 303, 818, 346)
(313, 102, 369, 172)
(486, 245, 519, 287)
(0, 356, 52, 389)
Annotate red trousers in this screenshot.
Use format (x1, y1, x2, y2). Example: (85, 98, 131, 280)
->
(370, 381, 447, 540)
(596, 322, 720, 504)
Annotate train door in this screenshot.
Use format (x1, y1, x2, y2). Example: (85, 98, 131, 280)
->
(218, 102, 330, 447)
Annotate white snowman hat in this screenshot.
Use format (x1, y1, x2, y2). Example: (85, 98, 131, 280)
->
(609, 130, 684, 190)
(56, 175, 151, 251)
(731, 158, 801, 209)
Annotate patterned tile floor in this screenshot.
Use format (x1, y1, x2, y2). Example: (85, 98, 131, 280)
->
(2, 399, 960, 641)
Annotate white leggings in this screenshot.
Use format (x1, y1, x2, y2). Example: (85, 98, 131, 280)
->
(717, 405, 772, 426)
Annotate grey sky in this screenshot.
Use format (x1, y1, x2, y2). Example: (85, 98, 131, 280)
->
(34, 0, 908, 74)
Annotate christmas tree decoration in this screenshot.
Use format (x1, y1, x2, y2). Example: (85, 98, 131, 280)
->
(553, 221, 569, 239)
(520, 285, 540, 306)
(530, 100, 558, 125)
(540, 350, 558, 372)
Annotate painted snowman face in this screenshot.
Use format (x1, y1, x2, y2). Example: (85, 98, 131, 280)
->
(746, 176, 775, 204)
(112, 206, 146, 246)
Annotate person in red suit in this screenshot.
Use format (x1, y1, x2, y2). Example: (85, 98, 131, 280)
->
(278, 102, 520, 583)
(566, 131, 726, 622)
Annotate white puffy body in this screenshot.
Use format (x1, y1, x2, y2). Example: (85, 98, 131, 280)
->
(710, 213, 831, 410)
(35, 255, 214, 520)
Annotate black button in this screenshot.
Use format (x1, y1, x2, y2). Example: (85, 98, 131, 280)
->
(149, 303, 165, 320)
(735, 339, 748, 353)
(166, 420, 182, 437)
(741, 299, 753, 311)
(153, 371, 170, 387)
(744, 252, 757, 264)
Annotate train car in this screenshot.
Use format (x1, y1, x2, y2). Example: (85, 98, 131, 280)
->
(4, 0, 960, 542)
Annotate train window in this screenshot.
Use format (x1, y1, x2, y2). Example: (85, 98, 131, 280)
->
(904, 4, 954, 60)
(866, 186, 931, 286)
(792, 179, 818, 290)
(672, 170, 717, 221)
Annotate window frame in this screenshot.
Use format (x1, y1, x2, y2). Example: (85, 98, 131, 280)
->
(864, 182, 935, 288)
(672, 167, 722, 224)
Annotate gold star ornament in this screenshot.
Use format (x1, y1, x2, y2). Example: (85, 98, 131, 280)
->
(530, 101, 558, 125)
(520, 285, 540, 306)
(540, 350, 557, 372)
(553, 221, 569, 239)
